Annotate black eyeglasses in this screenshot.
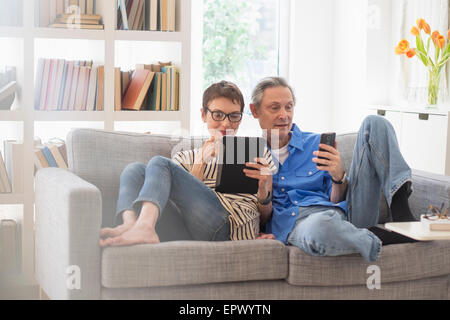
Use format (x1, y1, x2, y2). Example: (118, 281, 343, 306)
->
(423, 203, 450, 220)
(205, 107, 243, 123)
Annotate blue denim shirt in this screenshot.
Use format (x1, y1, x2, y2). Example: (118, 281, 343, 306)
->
(266, 124, 347, 243)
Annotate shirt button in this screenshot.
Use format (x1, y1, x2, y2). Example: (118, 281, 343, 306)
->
(281, 188, 285, 192)
(294, 201, 298, 204)
(291, 212, 296, 216)
(281, 176, 285, 180)
(309, 171, 312, 175)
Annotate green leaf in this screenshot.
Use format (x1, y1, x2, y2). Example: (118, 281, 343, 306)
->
(415, 48, 429, 66)
(416, 35, 426, 53)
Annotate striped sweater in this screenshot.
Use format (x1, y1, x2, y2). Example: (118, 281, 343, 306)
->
(172, 147, 277, 240)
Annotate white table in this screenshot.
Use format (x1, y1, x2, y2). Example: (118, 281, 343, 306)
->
(384, 222, 450, 241)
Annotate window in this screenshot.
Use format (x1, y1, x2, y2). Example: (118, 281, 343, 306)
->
(197, 0, 281, 136)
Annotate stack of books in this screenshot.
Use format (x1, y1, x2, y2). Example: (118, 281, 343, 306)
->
(0, 0, 22, 27)
(118, 0, 176, 31)
(34, 58, 104, 111)
(38, 0, 104, 29)
(49, 13, 103, 30)
(115, 62, 179, 111)
(34, 138, 68, 174)
(0, 138, 44, 192)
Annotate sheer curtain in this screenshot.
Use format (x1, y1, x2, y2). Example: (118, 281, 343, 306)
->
(392, 0, 449, 105)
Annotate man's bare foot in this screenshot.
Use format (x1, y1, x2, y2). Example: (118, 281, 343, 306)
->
(100, 222, 160, 247)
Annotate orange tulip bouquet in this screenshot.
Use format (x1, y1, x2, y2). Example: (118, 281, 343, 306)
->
(395, 19, 450, 106)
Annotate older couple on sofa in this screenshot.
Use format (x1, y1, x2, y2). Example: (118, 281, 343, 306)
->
(99, 77, 417, 262)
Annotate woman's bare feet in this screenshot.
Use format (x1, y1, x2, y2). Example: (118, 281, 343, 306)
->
(100, 222, 160, 247)
(99, 210, 136, 246)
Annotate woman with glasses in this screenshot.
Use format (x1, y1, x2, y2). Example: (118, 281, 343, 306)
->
(99, 81, 276, 247)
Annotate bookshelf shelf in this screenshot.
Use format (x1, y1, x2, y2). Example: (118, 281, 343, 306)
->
(33, 27, 105, 40)
(0, 110, 25, 121)
(113, 110, 183, 122)
(114, 30, 183, 42)
(33, 111, 105, 121)
(0, 194, 25, 205)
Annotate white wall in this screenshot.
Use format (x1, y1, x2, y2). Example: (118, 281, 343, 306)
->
(289, 0, 369, 134)
(288, 0, 334, 133)
(331, 0, 369, 134)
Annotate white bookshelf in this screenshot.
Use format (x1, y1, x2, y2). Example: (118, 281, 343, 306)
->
(0, 0, 194, 285)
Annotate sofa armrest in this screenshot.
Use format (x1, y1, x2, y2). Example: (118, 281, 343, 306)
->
(410, 169, 450, 219)
(35, 168, 102, 300)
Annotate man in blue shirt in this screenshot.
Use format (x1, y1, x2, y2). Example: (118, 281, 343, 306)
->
(249, 77, 416, 262)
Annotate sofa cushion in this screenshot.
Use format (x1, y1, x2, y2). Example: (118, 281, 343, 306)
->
(287, 240, 450, 286)
(101, 240, 288, 288)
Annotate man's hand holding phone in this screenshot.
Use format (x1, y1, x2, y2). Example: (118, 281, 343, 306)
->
(312, 133, 345, 183)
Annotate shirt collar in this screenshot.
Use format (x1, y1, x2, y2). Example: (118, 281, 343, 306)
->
(287, 123, 304, 151)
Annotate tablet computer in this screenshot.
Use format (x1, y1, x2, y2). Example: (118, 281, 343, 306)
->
(215, 136, 266, 194)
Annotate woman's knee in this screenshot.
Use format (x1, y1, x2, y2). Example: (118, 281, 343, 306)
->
(148, 155, 171, 168)
(121, 162, 146, 179)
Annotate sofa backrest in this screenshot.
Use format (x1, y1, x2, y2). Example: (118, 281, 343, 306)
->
(66, 128, 389, 227)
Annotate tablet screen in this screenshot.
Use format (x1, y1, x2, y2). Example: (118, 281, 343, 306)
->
(215, 136, 266, 194)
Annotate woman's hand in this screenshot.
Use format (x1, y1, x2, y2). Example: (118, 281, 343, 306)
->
(256, 233, 276, 240)
(199, 136, 217, 164)
(243, 157, 273, 200)
(192, 136, 217, 180)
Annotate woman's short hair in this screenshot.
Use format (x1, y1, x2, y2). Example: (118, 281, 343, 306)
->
(203, 81, 245, 113)
(251, 76, 296, 109)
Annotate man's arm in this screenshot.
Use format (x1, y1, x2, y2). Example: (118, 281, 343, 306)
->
(258, 198, 273, 226)
(313, 141, 348, 203)
(330, 175, 348, 203)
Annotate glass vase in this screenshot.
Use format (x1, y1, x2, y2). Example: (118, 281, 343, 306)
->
(427, 69, 441, 107)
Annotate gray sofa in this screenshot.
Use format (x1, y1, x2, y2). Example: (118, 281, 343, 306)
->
(34, 128, 450, 300)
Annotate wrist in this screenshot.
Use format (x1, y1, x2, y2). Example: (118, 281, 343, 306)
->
(257, 190, 272, 205)
(331, 171, 347, 185)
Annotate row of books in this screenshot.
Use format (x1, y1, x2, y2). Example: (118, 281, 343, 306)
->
(0, 140, 24, 193)
(0, 137, 68, 193)
(34, 58, 104, 111)
(118, 0, 176, 31)
(34, 139, 68, 172)
(38, 0, 103, 29)
(0, 0, 22, 27)
(115, 62, 179, 111)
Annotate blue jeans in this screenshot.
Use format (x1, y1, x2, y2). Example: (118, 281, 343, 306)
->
(115, 156, 231, 241)
(287, 115, 412, 262)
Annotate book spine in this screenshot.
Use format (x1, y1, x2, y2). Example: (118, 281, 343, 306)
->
(41, 147, 58, 167)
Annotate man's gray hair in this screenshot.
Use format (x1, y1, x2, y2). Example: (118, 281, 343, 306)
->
(251, 76, 296, 109)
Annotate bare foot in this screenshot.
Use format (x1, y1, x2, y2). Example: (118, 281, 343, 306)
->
(100, 221, 135, 239)
(101, 222, 160, 247)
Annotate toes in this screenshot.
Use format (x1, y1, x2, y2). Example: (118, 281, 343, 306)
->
(100, 228, 115, 238)
(108, 236, 130, 247)
(99, 238, 108, 247)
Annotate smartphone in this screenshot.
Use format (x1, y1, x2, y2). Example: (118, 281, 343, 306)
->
(317, 132, 336, 166)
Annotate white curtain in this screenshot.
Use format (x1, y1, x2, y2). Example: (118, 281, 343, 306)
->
(393, 0, 449, 105)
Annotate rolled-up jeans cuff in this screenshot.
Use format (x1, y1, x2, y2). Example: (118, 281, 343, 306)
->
(132, 197, 163, 221)
(368, 232, 382, 262)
